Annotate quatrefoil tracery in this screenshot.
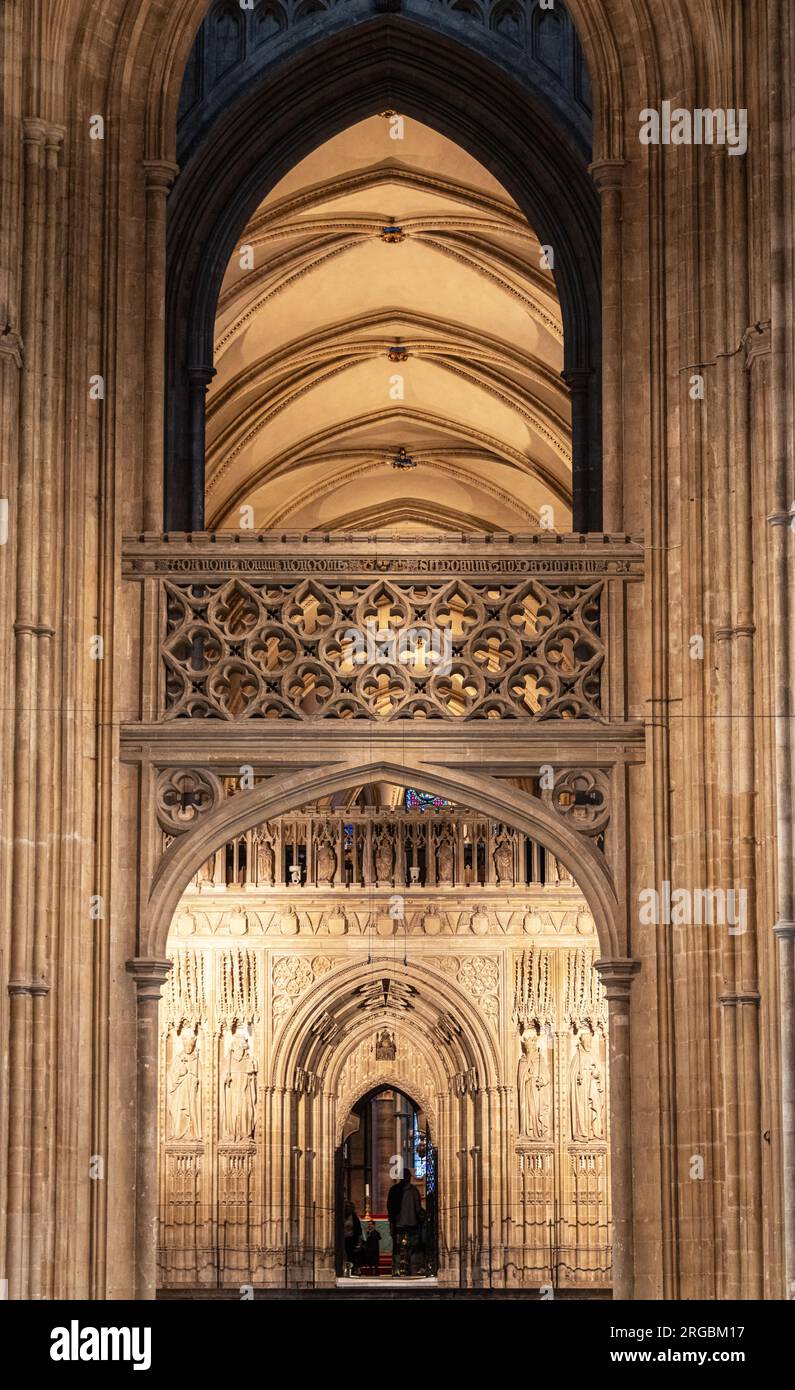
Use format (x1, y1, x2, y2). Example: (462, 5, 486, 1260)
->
(161, 575, 605, 722)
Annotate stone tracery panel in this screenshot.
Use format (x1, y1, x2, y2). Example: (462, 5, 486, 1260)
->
(272, 952, 336, 1030)
(160, 574, 605, 721)
(425, 953, 500, 1027)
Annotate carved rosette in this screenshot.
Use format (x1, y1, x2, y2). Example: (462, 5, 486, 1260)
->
(156, 766, 223, 834)
(542, 768, 610, 838)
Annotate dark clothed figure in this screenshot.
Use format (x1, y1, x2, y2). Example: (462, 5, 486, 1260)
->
(363, 1222, 381, 1275)
(394, 1171, 425, 1276)
(387, 1179, 404, 1271)
(343, 1201, 363, 1273)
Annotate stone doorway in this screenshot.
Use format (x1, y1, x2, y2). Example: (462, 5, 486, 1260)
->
(337, 1084, 438, 1280)
(154, 781, 615, 1292)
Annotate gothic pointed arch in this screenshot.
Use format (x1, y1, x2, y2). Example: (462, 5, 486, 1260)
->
(143, 758, 623, 959)
(165, 13, 603, 531)
(272, 956, 503, 1096)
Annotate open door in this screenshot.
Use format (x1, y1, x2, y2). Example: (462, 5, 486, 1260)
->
(336, 1085, 438, 1277)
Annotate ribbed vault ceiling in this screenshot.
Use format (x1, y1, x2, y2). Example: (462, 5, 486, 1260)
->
(207, 116, 572, 533)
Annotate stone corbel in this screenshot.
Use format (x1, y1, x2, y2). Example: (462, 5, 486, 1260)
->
(0, 324, 24, 367)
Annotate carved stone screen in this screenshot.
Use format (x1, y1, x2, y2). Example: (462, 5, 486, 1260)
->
(158, 807, 611, 1289)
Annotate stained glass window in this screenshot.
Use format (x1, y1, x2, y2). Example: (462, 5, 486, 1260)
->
(404, 788, 451, 811)
(412, 1113, 427, 1180)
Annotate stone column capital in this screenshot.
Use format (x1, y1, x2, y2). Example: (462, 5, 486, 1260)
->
(561, 366, 594, 388)
(186, 363, 217, 388)
(126, 956, 172, 1001)
(718, 991, 761, 1007)
(44, 125, 66, 156)
(142, 159, 180, 193)
(593, 956, 640, 1003)
(589, 158, 626, 194)
(7, 978, 49, 996)
(743, 319, 771, 367)
(22, 117, 48, 146)
(767, 505, 795, 528)
(774, 920, 795, 942)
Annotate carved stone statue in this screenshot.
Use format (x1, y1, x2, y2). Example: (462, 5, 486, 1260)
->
(436, 838, 454, 885)
(317, 841, 337, 886)
(196, 855, 214, 887)
(375, 1028, 396, 1061)
(223, 1035, 258, 1141)
(256, 837, 274, 886)
(375, 840, 393, 884)
(494, 839, 514, 885)
(569, 1027, 604, 1141)
(517, 1024, 550, 1139)
(167, 1033, 201, 1140)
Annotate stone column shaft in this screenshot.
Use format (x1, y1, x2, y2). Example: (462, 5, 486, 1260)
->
(768, 0, 795, 1296)
(29, 121, 65, 1301)
(589, 160, 625, 532)
(594, 958, 639, 1299)
(186, 365, 214, 531)
(6, 116, 47, 1301)
(127, 958, 172, 1299)
(142, 161, 178, 531)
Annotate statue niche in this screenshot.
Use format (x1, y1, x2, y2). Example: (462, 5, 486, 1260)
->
(196, 854, 215, 888)
(517, 1022, 550, 1139)
(167, 1030, 202, 1141)
(223, 1033, 258, 1140)
(374, 833, 393, 885)
(568, 1025, 604, 1142)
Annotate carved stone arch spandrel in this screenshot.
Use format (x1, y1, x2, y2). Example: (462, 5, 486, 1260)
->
(144, 758, 623, 960)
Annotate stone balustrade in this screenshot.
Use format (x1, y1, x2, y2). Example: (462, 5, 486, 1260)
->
(183, 805, 578, 893)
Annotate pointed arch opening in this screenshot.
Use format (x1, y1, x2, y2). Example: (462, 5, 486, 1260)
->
(165, 11, 602, 532)
(155, 771, 614, 1291)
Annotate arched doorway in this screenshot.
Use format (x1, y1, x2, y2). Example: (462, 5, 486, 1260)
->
(337, 1083, 438, 1279)
(153, 778, 616, 1292)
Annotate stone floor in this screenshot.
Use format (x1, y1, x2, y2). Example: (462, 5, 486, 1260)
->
(158, 1284, 612, 1301)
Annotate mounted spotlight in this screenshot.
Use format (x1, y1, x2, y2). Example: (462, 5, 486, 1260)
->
(389, 446, 417, 471)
